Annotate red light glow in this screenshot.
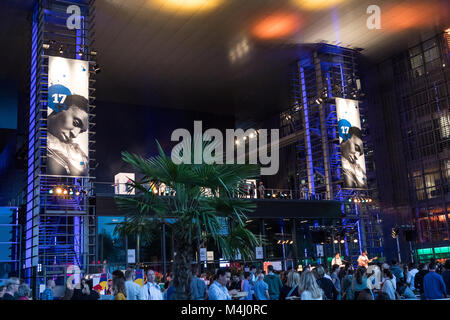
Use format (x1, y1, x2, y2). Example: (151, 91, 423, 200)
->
(252, 13, 302, 40)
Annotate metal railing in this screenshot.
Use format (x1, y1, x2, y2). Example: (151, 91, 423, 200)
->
(92, 182, 331, 200)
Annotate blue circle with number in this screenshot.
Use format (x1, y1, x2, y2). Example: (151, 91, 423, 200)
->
(48, 84, 72, 112)
(338, 119, 352, 141)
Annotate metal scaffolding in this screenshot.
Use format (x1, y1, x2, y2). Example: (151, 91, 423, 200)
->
(25, 0, 96, 297)
(280, 44, 384, 264)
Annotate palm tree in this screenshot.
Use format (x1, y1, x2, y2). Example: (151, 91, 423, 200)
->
(115, 142, 261, 299)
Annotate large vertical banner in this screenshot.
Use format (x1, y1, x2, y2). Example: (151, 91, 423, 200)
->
(336, 98, 367, 189)
(47, 57, 89, 176)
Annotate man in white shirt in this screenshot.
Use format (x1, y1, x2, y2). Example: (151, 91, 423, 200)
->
(357, 250, 377, 268)
(142, 269, 163, 300)
(332, 253, 343, 268)
(125, 268, 143, 300)
(407, 263, 419, 291)
(208, 269, 237, 300)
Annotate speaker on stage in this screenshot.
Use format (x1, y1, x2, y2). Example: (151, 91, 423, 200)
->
(404, 229, 417, 242)
(311, 230, 326, 243)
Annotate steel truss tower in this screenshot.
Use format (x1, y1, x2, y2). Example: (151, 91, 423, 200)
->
(280, 44, 384, 263)
(25, 0, 96, 297)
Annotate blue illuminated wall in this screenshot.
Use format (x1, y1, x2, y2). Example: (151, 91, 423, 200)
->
(0, 82, 18, 130)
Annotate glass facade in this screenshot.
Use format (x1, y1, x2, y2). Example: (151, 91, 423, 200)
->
(371, 31, 450, 259)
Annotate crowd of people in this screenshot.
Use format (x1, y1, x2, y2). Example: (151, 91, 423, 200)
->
(1, 254, 449, 301)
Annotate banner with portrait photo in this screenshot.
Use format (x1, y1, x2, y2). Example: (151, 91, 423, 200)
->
(336, 98, 367, 189)
(47, 56, 89, 176)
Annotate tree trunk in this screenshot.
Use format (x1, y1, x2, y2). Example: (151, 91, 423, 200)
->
(172, 236, 193, 300)
(137, 233, 140, 266)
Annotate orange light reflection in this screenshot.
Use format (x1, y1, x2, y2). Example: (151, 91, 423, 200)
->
(383, 3, 445, 32)
(252, 13, 302, 40)
(291, 0, 349, 11)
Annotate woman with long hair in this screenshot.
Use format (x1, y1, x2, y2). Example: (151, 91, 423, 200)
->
(352, 266, 368, 300)
(342, 268, 354, 300)
(279, 271, 301, 300)
(381, 269, 396, 300)
(113, 277, 127, 300)
(299, 271, 323, 300)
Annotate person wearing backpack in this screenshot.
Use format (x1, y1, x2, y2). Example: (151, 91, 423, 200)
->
(264, 265, 283, 300)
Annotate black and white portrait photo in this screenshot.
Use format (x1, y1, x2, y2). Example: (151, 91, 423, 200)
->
(336, 98, 367, 189)
(340, 126, 366, 188)
(47, 56, 89, 177)
(47, 94, 89, 176)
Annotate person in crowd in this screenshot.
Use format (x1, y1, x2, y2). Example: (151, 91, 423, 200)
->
(83, 279, 100, 300)
(163, 280, 175, 300)
(264, 265, 283, 300)
(407, 263, 419, 291)
(112, 269, 125, 280)
(375, 292, 391, 300)
(356, 289, 374, 300)
(299, 271, 323, 300)
(191, 272, 207, 300)
(113, 277, 127, 300)
(71, 279, 85, 300)
(338, 263, 349, 283)
(423, 262, 447, 300)
(249, 182, 256, 198)
(228, 274, 241, 291)
(105, 279, 113, 296)
(41, 279, 55, 300)
(81, 280, 90, 299)
(381, 263, 396, 290)
(301, 185, 308, 199)
(332, 253, 343, 268)
(415, 263, 428, 298)
(62, 278, 74, 300)
(330, 264, 341, 299)
(17, 283, 32, 300)
(249, 265, 257, 285)
(321, 265, 332, 281)
(352, 267, 369, 300)
(2, 277, 20, 300)
(3, 278, 20, 300)
(381, 269, 396, 300)
(258, 181, 265, 199)
(314, 265, 338, 300)
(241, 272, 253, 300)
(341, 267, 354, 300)
(280, 271, 301, 300)
(254, 273, 270, 300)
(142, 269, 163, 300)
(208, 268, 236, 300)
(124, 268, 142, 300)
(442, 260, 450, 296)
(0, 285, 6, 299)
(398, 280, 416, 299)
(390, 260, 404, 285)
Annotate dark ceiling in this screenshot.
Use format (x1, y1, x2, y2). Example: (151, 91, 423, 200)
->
(1, 0, 449, 121)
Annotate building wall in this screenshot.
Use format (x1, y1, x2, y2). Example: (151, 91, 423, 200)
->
(370, 31, 450, 261)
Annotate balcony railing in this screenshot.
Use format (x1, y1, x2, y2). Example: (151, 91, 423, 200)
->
(92, 182, 331, 201)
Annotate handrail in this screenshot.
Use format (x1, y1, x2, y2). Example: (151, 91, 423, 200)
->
(92, 182, 331, 200)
